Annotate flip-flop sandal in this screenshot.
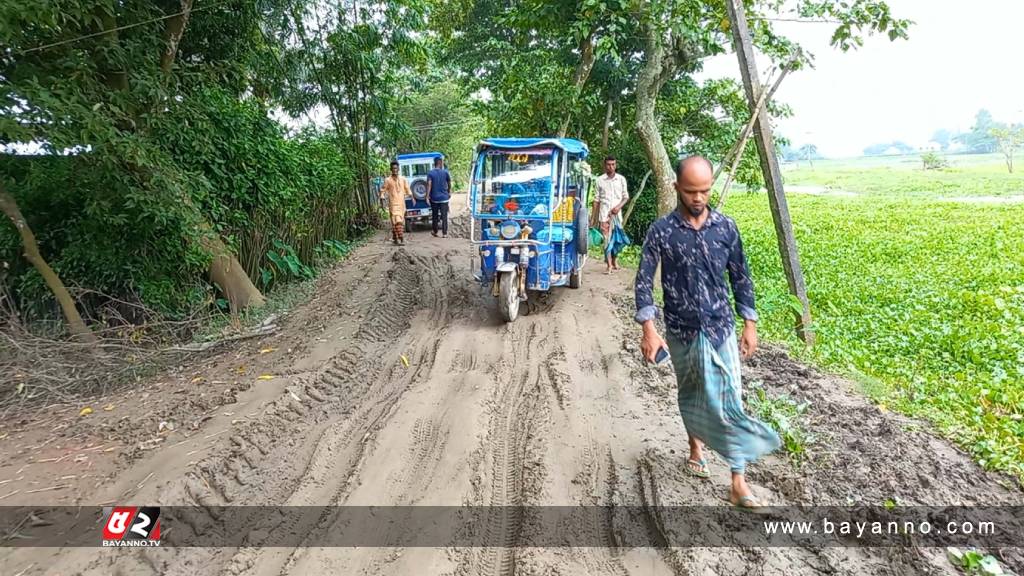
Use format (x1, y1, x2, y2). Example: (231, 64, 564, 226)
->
(685, 458, 710, 479)
(729, 494, 769, 513)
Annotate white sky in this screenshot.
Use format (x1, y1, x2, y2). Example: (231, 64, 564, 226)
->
(698, 0, 1024, 158)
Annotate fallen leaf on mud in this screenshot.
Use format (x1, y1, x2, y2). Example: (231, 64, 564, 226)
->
(259, 347, 276, 354)
(289, 390, 301, 402)
(236, 366, 247, 374)
(257, 374, 275, 380)
(103, 404, 115, 411)
(79, 407, 93, 417)
(878, 404, 888, 413)
(190, 376, 204, 384)
(400, 355, 409, 367)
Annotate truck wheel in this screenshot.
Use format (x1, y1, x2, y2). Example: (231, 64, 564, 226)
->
(498, 270, 520, 322)
(404, 219, 412, 233)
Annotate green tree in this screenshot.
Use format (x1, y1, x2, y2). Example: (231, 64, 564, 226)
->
(434, 0, 909, 216)
(393, 78, 486, 189)
(798, 143, 820, 167)
(930, 128, 953, 151)
(989, 125, 1024, 173)
(956, 109, 999, 153)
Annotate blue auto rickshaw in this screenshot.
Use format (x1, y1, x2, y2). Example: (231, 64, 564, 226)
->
(468, 138, 591, 321)
(398, 152, 443, 232)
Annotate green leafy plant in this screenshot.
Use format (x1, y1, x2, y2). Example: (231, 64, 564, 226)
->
(921, 151, 949, 170)
(747, 382, 815, 462)
(266, 240, 315, 283)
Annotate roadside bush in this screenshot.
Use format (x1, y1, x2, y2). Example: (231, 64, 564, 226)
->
(1, 88, 360, 322)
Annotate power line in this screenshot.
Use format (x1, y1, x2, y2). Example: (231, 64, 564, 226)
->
(18, 0, 234, 55)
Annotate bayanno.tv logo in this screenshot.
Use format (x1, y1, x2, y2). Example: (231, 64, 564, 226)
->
(101, 507, 161, 547)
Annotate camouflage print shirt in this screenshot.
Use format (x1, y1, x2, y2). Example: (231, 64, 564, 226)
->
(634, 209, 758, 347)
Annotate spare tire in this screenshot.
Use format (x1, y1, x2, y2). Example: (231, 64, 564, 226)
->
(412, 179, 428, 201)
(575, 200, 589, 254)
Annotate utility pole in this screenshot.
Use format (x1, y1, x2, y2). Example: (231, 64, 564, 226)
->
(724, 0, 814, 345)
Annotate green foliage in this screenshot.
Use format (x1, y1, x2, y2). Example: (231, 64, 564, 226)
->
(266, 240, 315, 284)
(393, 78, 486, 189)
(988, 125, 1024, 173)
(0, 0, 420, 324)
(920, 151, 948, 170)
(748, 382, 815, 462)
(948, 548, 1004, 575)
(956, 109, 999, 154)
(726, 158, 1024, 480)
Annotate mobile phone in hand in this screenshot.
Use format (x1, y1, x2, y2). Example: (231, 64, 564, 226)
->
(652, 345, 670, 365)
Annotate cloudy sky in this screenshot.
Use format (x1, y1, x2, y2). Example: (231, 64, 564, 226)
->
(698, 0, 1024, 158)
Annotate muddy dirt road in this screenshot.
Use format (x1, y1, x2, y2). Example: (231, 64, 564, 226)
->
(2, 201, 1021, 575)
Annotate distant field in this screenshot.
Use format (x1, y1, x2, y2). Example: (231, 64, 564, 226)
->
(616, 154, 1024, 480)
(780, 153, 1023, 199)
(727, 154, 1024, 479)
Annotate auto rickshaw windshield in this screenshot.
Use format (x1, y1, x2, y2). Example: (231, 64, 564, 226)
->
(476, 148, 555, 218)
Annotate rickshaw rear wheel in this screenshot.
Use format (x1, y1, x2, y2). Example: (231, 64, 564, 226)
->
(498, 271, 520, 322)
(568, 255, 583, 289)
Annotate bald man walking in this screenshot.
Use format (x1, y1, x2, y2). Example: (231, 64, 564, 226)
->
(634, 156, 780, 509)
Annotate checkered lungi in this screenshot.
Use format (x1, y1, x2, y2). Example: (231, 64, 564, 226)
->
(667, 330, 781, 474)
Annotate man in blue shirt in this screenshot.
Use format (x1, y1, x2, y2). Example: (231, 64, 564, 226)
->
(426, 157, 452, 238)
(635, 155, 780, 509)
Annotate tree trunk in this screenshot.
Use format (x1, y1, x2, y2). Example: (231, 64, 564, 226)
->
(601, 98, 614, 150)
(161, 0, 195, 75)
(634, 24, 676, 216)
(203, 234, 265, 313)
(0, 185, 97, 343)
(558, 32, 597, 138)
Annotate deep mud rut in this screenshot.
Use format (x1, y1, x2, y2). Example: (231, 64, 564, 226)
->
(2, 200, 1021, 575)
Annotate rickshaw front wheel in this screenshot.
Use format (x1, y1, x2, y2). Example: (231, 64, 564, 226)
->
(498, 271, 520, 322)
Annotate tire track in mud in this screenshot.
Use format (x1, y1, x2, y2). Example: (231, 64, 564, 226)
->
(223, 250, 464, 576)
(455, 322, 554, 576)
(74, 248, 471, 576)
